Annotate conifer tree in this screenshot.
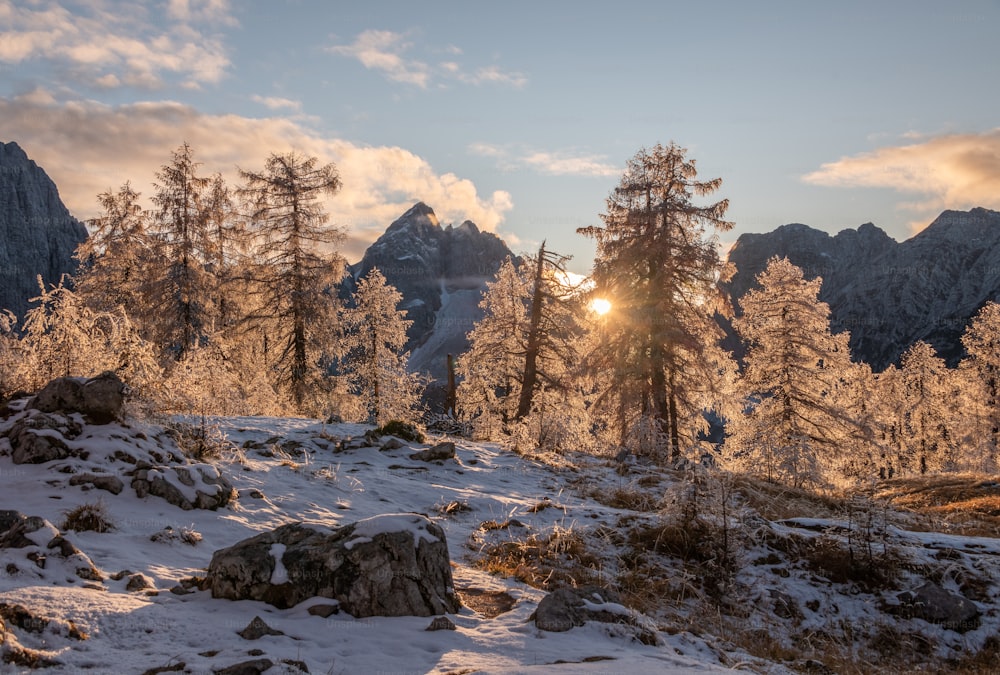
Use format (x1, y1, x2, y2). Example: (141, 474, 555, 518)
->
(341, 268, 422, 424)
(238, 151, 345, 413)
(0, 310, 18, 399)
(961, 301, 1000, 470)
(578, 142, 733, 460)
(75, 182, 152, 328)
(899, 341, 958, 474)
(148, 143, 216, 359)
(728, 257, 856, 487)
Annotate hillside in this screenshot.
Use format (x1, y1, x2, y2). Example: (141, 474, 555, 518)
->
(1, 403, 998, 673)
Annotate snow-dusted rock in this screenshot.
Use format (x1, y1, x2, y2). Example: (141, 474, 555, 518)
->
(895, 581, 980, 632)
(206, 514, 460, 617)
(131, 463, 234, 511)
(28, 372, 127, 424)
(533, 586, 624, 632)
(69, 472, 124, 495)
(410, 441, 455, 462)
(6, 410, 81, 464)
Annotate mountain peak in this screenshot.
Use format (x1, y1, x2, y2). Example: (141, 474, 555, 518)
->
(389, 202, 439, 231)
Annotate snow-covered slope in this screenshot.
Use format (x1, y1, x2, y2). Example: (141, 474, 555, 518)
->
(2, 410, 998, 674)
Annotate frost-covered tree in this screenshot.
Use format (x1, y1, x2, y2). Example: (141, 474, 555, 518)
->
(899, 341, 959, 474)
(578, 142, 734, 461)
(75, 182, 152, 328)
(457, 250, 584, 443)
(457, 257, 530, 435)
(961, 302, 1000, 470)
(148, 143, 216, 359)
(238, 151, 345, 413)
(727, 257, 856, 487)
(341, 268, 422, 424)
(0, 310, 19, 398)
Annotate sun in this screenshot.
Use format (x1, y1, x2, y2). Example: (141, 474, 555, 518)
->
(590, 298, 612, 316)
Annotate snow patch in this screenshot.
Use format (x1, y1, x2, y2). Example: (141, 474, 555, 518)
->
(269, 542, 288, 584)
(344, 513, 439, 550)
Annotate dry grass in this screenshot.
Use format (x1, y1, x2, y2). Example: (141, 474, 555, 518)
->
(61, 501, 114, 533)
(591, 486, 661, 512)
(873, 474, 1000, 537)
(731, 474, 844, 521)
(473, 526, 602, 590)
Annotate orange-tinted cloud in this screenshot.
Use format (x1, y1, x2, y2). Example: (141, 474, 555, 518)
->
(803, 129, 1000, 231)
(0, 94, 512, 262)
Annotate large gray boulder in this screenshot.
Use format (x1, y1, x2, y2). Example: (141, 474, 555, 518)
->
(206, 514, 460, 617)
(28, 372, 127, 424)
(896, 581, 980, 632)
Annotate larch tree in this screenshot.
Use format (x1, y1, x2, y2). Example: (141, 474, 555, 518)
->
(457, 257, 530, 436)
(899, 341, 959, 474)
(578, 142, 734, 461)
(961, 301, 1000, 470)
(74, 182, 152, 328)
(341, 268, 422, 424)
(728, 257, 856, 487)
(238, 151, 345, 413)
(0, 310, 18, 398)
(148, 143, 216, 359)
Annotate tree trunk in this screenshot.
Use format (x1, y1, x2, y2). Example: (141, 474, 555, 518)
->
(515, 242, 546, 420)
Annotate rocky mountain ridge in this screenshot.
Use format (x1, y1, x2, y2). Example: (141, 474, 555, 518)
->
(0, 141, 88, 320)
(347, 201, 516, 379)
(724, 207, 1000, 369)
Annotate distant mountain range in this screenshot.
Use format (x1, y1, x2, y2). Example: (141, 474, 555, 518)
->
(723, 207, 1000, 369)
(0, 141, 87, 320)
(4, 140, 998, 377)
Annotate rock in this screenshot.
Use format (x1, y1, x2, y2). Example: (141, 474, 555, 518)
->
(212, 658, 274, 675)
(206, 513, 460, 617)
(237, 616, 284, 640)
(380, 438, 405, 451)
(126, 574, 153, 592)
(0, 515, 51, 549)
(6, 411, 81, 464)
(131, 463, 234, 510)
(531, 585, 657, 645)
(306, 604, 339, 618)
(425, 616, 456, 631)
(140, 664, 186, 675)
(28, 372, 127, 424)
(410, 441, 455, 462)
(769, 589, 802, 620)
(0, 510, 25, 535)
(69, 473, 125, 495)
(895, 581, 980, 632)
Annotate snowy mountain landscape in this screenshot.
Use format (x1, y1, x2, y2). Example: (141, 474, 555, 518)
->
(1, 384, 999, 674)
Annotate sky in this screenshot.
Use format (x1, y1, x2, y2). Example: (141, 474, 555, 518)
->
(2, 0, 999, 272)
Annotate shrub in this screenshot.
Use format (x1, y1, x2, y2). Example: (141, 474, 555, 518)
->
(62, 501, 114, 533)
(374, 420, 425, 443)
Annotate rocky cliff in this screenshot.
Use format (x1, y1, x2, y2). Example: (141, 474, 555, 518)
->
(724, 208, 1000, 369)
(0, 141, 88, 319)
(347, 202, 515, 379)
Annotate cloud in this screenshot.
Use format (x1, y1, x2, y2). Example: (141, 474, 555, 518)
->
(327, 30, 430, 88)
(251, 95, 302, 112)
(0, 0, 232, 89)
(0, 94, 513, 262)
(803, 129, 1000, 226)
(328, 30, 526, 89)
(469, 143, 619, 177)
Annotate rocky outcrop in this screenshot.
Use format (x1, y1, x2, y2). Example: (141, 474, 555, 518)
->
(346, 202, 515, 380)
(724, 208, 1000, 369)
(0, 141, 88, 319)
(531, 585, 658, 644)
(206, 514, 460, 617)
(131, 462, 234, 511)
(6, 410, 82, 464)
(28, 371, 127, 424)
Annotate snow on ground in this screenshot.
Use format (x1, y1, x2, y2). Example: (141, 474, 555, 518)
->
(0, 414, 740, 674)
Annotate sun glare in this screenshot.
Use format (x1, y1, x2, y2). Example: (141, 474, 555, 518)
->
(590, 298, 612, 315)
